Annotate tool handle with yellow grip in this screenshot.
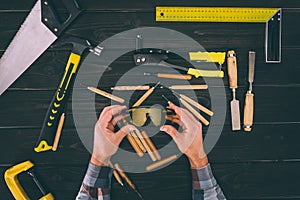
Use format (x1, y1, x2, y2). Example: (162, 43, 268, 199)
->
(157, 73, 192, 80)
(243, 93, 254, 131)
(34, 53, 81, 153)
(227, 50, 238, 89)
(187, 68, 224, 78)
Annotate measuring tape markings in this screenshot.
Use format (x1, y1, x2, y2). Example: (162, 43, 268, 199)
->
(156, 7, 280, 23)
(156, 6, 282, 63)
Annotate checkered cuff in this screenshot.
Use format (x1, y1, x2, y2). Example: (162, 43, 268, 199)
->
(83, 163, 113, 188)
(191, 163, 217, 190)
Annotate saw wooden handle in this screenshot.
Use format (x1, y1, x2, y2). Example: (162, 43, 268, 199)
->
(180, 94, 213, 116)
(169, 84, 208, 90)
(146, 154, 178, 171)
(88, 87, 125, 103)
(180, 99, 209, 126)
(132, 87, 154, 107)
(243, 93, 254, 131)
(227, 50, 238, 89)
(157, 73, 192, 80)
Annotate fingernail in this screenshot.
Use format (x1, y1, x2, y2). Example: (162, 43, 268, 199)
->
(160, 127, 166, 132)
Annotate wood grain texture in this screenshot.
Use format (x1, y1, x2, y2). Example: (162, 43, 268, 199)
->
(0, 0, 300, 199)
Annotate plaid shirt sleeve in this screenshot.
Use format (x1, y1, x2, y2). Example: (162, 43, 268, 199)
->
(76, 163, 113, 200)
(191, 163, 226, 200)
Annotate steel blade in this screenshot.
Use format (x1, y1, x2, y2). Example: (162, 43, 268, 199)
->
(231, 99, 241, 130)
(0, 0, 57, 95)
(248, 51, 255, 84)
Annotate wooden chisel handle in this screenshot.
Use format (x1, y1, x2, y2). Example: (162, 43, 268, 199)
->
(243, 93, 254, 131)
(227, 50, 238, 89)
(157, 73, 192, 80)
(88, 87, 125, 103)
(146, 154, 178, 171)
(132, 87, 154, 107)
(180, 99, 210, 126)
(126, 134, 144, 157)
(111, 86, 150, 91)
(141, 130, 161, 160)
(180, 94, 214, 116)
(114, 164, 136, 190)
(169, 84, 208, 90)
(134, 129, 157, 161)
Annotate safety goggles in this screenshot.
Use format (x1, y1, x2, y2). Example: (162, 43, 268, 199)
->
(128, 106, 175, 127)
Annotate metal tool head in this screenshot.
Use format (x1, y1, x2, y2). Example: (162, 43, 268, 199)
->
(52, 36, 94, 55)
(230, 99, 241, 131)
(248, 51, 256, 91)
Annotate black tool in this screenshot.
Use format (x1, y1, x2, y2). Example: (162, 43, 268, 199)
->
(34, 36, 102, 152)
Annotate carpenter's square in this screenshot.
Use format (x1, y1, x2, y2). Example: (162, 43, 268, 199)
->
(227, 50, 241, 131)
(0, 0, 81, 95)
(34, 37, 102, 153)
(244, 51, 255, 131)
(4, 160, 54, 200)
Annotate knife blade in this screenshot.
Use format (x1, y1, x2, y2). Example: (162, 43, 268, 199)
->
(0, 0, 80, 95)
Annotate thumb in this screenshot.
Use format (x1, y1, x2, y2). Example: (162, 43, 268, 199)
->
(114, 125, 130, 144)
(160, 125, 180, 139)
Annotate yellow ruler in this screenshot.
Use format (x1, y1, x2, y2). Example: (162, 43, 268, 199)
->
(156, 7, 280, 23)
(156, 6, 282, 63)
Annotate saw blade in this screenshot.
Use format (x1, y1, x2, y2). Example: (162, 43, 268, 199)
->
(0, 0, 57, 95)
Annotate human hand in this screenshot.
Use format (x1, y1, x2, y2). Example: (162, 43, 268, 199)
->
(160, 103, 208, 168)
(91, 105, 130, 166)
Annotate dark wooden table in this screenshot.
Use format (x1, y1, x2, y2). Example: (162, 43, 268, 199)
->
(1, 0, 300, 199)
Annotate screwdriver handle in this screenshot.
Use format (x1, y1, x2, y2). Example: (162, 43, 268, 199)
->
(227, 50, 238, 89)
(243, 92, 254, 131)
(157, 73, 192, 80)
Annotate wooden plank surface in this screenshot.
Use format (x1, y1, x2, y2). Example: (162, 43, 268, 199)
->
(0, 0, 300, 199)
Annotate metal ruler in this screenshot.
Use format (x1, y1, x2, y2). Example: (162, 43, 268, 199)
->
(156, 7, 282, 63)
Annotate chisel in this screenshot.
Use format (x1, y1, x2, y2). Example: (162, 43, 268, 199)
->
(111, 84, 208, 91)
(244, 51, 255, 131)
(144, 72, 192, 80)
(132, 82, 160, 107)
(227, 50, 241, 131)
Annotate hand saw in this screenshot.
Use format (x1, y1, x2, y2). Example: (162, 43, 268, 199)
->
(0, 0, 81, 96)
